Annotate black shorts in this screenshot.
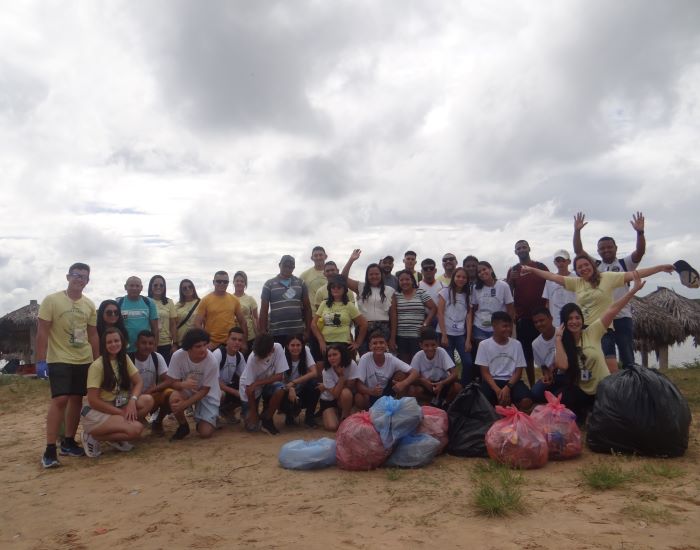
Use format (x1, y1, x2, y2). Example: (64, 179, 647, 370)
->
(319, 399, 338, 412)
(396, 336, 420, 357)
(48, 363, 90, 398)
(516, 318, 539, 363)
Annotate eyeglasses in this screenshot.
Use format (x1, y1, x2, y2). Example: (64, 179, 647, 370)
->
(104, 310, 120, 317)
(442, 257, 456, 263)
(214, 280, 229, 285)
(68, 272, 88, 281)
(182, 285, 193, 290)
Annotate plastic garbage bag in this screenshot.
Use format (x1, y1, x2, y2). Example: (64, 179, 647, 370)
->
(336, 412, 390, 470)
(416, 406, 449, 453)
(369, 396, 423, 449)
(385, 433, 441, 468)
(530, 391, 582, 460)
(486, 406, 548, 469)
(447, 383, 499, 457)
(587, 365, 692, 457)
(278, 438, 337, 470)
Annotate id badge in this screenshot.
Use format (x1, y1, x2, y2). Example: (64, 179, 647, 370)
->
(580, 369, 591, 382)
(283, 288, 297, 300)
(115, 393, 128, 407)
(72, 327, 88, 345)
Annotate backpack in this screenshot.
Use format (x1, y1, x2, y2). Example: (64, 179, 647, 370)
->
(217, 344, 242, 370)
(117, 295, 151, 308)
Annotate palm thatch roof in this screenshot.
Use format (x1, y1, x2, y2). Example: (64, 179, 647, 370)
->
(630, 296, 686, 352)
(643, 287, 700, 341)
(0, 300, 39, 329)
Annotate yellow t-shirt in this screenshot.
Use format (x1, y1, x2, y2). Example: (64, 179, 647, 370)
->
(236, 293, 258, 340)
(38, 291, 97, 364)
(153, 298, 177, 346)
(578, 320, 610, 395)
(87, 356, 138, 402)
(175, 299, 200, 343)
(195, 293, 241, 345)
(314, 286, 356, 311)
(300, 267, 327, 301)
(315, 301, 361, 344)
(563, 272, 625, 324)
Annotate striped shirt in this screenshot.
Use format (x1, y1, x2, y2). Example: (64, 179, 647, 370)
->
(261, 276, 308, 336)
(395, 289, 431, 338)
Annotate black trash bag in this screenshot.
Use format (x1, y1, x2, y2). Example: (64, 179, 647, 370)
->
(447, 382, 500, 457)
(587, 365, 692, 457)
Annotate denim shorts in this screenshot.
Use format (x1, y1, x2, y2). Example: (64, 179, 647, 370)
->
(194, 395, 220, 427)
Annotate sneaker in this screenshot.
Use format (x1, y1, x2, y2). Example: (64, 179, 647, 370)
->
(83, 433, 102, 458)
(261, 417, 280, 435)
(170, 423, 191, 441)
(107, 440, 134, 452)
(59, 441, 86, 457)
(244, 421, 260, 432)
(41, 454, 60, 469)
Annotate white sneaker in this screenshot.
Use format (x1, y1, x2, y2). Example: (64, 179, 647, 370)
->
(83, 432, 102, 458)
(107, 440, 134, 452)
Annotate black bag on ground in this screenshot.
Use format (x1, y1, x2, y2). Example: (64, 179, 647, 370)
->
(586, 365, 692, 457)
(447, 383, 499, 457)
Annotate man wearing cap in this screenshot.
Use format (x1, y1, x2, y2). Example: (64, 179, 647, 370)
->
(419, 258, 444, 328)
(259, 255, 312, 345)
(438, 253, 458, 285)
(380, 255, 399, 290)
(194, 271, 248, 349)
(506, 240, 549, 386)
(573, 211, 646, 370)
(542, 250, 577, 325)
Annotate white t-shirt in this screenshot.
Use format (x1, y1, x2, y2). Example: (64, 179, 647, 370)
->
(239, 343, 289, 402)
(470, 280, 513, 332)
(134, 352, 168, 390)
(542, 279, 576, 326)
(474, 337, 526, 380)
(320, 361, 358, 401)
(410, 347, 455, 382)
(287, 345, 316, 381)
(356, 283, 395, 322)
(532, 333, 556, 370)
(168, 348, 221, 402)
(418, 279, 445, 309)
(437, 287, 468, 336)
(212, 348, 247, 385)
(596, 254, 638, 319)
(355, 352, 412, 389)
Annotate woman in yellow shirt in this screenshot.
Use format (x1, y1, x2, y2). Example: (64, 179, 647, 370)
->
(148, 275, 178, 363)
(175, 279, 201, 346)
(233, 270, 258, 354)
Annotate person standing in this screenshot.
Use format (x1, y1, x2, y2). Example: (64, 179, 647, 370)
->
(233, 271, 258, 353)
(506, 240, 549, 386)
(147, 275, 178, 363)
(299, 246, 329, 301)
(36, 262, 99, 468)
(194, 271, 248, 349)
(418, 258, 445, 328)
(438, 253, 458, 285)
(399, 250, 422, 284)
(542, 250, 577, 327)
(573, 211, 646, 370)
(380, 255, 399, 290)
(259, 255, 311, 345)
(118, 276, 159, 354)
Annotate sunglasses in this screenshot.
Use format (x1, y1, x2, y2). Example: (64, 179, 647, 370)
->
(442, 257, 456, 263)
(104, 310, 120, 317)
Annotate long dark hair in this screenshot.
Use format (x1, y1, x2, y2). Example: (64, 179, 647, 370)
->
(100, 327, 131, 394)
(148, 275, 169, 305)
(559, 303, 585, 386)
(324, 343, 351, 370)
(97, 300, 127, 340)
(474, 261, 497, 290)
(284, 334, 309, 377)
(361, 263, 387, 302)
(447, 267, 469, 305)
(325, 275, 349, 307)
(396, 270, 417, 293)
(178, 279, 200, 305)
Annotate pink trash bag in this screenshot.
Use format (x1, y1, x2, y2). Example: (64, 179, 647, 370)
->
(486, 406, 548, 469)
(336, 412, 390, 471)
(416, 406, 449, 453)
(530, 391, 582, 460)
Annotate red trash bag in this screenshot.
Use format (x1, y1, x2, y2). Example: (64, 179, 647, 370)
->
(416, 406, 449, 453)
(485, 406, 548, 469)
(530, 391, 582, 460)
(336, 412, 390, 471)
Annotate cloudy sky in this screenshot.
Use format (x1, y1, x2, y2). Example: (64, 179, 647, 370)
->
(1, 0, 699, 316)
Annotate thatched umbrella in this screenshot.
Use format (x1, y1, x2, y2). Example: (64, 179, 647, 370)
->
(640, 287, 700, 368)
(0, 300, 39, 364)
(630, 296, 686, 368)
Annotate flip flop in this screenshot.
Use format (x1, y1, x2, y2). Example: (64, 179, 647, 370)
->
(674, 260, 700, 289)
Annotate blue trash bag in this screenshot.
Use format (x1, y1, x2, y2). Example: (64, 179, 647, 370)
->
(385, 433, 441, 468)
(278, 438, 337, 470)
(369, 396, 423, 449)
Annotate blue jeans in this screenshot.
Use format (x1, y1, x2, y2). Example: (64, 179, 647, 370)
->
(601, 317, 635, 369)
(530, 373, 568, 403)
(441, 333, 474, 385)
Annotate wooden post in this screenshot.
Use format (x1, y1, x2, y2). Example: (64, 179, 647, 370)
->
(659, 345, 669, 370)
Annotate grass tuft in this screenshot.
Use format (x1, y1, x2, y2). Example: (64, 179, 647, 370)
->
(472, 461, 525, 517)
(620, 503, 679, 525)
(386, 468, 404, 482)
(581, 462, 634, 490)
(641, 463, 685, 480)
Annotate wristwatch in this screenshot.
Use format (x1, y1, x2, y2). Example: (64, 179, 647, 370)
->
(130, 395, 138, 401)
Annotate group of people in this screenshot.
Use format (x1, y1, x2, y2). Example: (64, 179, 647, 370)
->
(36, 211, 683, 468)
